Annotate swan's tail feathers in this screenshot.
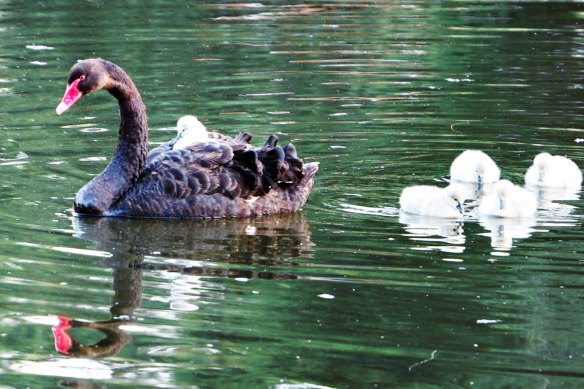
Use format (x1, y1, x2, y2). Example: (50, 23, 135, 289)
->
(283, 143, 298, 159)
(303, 162, 319, 181)
(280, 143, 304, 185)
(235, 131, 253, 145)
(233, 150, 259, 172)
(258, 146, 286, 193)
(230, 149, 261, 193)
(288, 161, 319, 213)
(263, 134, 279, 149)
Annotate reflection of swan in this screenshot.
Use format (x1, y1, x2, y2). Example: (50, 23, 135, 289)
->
(52, 254, 141, 358)
(478, 180, 537, 218)
(399, 184, 467, 218)
(450, 150, 500, 187)
(478, 214, 536, 250)
(525, 152, 582, 189)
(399, 212, 465, 245)
(54, 214, 313, 363)
(173, 115, 208, 149)
(52, 316, 133, 358)
(72, 213, 313, 261)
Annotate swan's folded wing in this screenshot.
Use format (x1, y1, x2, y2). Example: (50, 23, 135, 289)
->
(133, 142, 260, 200)
(115, 134, 313, 217)
(179, 142, 235, 167)
(147, 140, 175, 164)
(207, 130, 252, 145)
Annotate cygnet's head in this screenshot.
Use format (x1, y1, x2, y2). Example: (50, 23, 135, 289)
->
(177, 115, 207, 137)
(533, 152, 552, 166)
(533, 153, 552, 182)
(493, 179, 515, 210)
(174, 115, 208, 148)
(444, 184, 467, 214)
(475, 162, 488, 186)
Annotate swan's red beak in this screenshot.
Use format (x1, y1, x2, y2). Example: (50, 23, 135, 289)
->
(56, 77, 84, 116)
(52, 316, 73, 355)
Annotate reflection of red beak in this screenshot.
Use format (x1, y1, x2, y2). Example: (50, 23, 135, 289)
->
(52, 316, 73, 355)
(56, 77, 84, 115)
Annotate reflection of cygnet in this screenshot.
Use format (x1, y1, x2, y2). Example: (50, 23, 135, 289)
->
(524, 152, 582, 188)
(399, 212, 465, 244)
(173, 115, 208, 149)
(478, 215, 536, 250)
(399, 184, 467, 218)
(478, 179, 537, 218)
(450, 150, 500, 186)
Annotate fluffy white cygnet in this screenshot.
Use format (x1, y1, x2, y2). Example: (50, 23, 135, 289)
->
(173, 115, 208, 149)
(399, 184, 467, 218)
(478, 179, 537, 218)
(450, 150, 500, 186)
(524, 152, 582, 188)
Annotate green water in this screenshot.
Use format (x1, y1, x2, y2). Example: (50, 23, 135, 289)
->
(1, 1, 583, 387)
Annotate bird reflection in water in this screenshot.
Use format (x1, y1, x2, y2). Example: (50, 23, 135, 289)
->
(478, 215, 537, 251)
(52, 213, 313, 359)
(398, 212, 466, 246)
(52, 255, 139, 358)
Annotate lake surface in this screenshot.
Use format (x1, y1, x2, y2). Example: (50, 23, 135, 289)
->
(1, 0, 583, 387)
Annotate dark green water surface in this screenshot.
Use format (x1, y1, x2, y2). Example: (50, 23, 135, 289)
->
(1, 1, 583, 387)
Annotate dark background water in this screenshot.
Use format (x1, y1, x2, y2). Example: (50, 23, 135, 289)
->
(1, 1, 583, 387)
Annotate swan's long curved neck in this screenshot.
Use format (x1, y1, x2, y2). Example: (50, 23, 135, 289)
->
(75, 83, 148, 215)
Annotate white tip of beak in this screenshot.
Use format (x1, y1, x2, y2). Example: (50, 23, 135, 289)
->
(56, 102, 69, 116)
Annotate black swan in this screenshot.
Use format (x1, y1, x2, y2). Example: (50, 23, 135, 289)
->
(56, 58, 318, 218)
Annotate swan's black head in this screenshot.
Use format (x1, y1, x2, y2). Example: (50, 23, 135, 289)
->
(56, 58, 126, 115)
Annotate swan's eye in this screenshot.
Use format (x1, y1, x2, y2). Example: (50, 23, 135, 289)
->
(79, 75, 86, 81)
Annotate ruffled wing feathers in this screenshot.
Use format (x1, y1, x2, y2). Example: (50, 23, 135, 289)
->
(126, 132, 309, 206)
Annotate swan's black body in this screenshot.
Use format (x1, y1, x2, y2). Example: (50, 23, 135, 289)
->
(57, 58, 318, 218)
